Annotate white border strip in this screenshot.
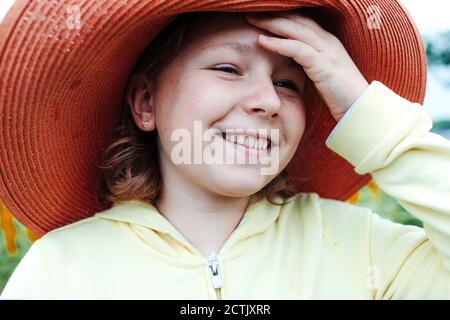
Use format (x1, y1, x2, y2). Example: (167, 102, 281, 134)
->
(0, 0, 16, 24)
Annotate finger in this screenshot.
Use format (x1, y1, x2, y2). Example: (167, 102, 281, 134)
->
(250, 11, 331, 40)
(257, 35, 320, 70)
(246, 14, 326, 53)
(272, 11, 331, 39)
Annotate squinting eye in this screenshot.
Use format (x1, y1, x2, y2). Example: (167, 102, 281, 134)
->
(273, 80, 299, 92)
(212, 65, 299, 92)
(212, 65, 240, 75)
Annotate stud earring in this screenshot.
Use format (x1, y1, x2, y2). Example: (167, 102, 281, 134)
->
(142, 120, 149, 128)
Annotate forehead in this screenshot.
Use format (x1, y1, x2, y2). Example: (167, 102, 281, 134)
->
(199, 42, 300, 69)
(184, 13, 301, 70)
(200, 42, 259, 55)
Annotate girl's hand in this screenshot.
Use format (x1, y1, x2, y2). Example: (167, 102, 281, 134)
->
(245, 12, 369, 122)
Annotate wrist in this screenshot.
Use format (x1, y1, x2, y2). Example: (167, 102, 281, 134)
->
(335, 80, 369, 122)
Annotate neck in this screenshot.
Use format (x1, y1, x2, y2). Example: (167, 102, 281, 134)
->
(155, 164, 252, 258)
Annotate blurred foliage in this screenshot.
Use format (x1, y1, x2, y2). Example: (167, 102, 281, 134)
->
(432, 120, 450, 132)
(347, 181, 423, 228)
(425, 31, 450, 66)
(0, 205, 36, 293)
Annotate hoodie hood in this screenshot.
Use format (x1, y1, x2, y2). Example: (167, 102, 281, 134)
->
(94, 194, 285, 259)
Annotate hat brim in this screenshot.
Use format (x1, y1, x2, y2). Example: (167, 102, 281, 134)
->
(0, 0, 426, 235)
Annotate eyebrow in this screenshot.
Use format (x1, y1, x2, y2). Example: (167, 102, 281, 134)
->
(199, 41, 300, 69)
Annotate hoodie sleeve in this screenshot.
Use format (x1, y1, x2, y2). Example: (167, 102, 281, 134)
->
(325, 81, 450, 299)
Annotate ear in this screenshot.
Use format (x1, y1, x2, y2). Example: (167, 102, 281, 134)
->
(127, 72, 156, 132)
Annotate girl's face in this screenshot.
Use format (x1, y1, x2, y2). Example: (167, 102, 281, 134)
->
(138, 13, 307, 198)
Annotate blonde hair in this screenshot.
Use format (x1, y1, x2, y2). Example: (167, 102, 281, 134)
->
(96, 11, 302, 209)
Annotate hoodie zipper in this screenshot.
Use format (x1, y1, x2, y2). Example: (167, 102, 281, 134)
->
(206, 252, 223, 300)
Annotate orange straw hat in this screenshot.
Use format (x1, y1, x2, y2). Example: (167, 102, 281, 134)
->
(0, 0, 426, 235)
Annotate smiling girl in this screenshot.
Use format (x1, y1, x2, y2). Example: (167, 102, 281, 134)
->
(0, 1, 449, 299)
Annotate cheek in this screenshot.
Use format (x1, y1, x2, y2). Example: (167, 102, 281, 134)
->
(284, 102, 307, 143)
(164, 72, 224, 113)
(155, 76, 200, 128)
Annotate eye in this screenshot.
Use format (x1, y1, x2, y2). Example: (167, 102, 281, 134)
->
(212, 64, 240, 75)
(273, 80, 299, 92)
(212, 65, 299, 92)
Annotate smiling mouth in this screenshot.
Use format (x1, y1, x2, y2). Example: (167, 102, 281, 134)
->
(218, 132, 272, 152)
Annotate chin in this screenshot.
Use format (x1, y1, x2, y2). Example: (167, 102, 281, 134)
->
(209, 170, 269, 197)
(215, 188, 261, 198)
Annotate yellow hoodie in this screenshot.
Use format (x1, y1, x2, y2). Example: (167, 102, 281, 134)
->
(1, 81, 449, 299)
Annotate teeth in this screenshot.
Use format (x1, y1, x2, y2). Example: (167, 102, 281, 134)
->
(242, 136, 250, 148)
(223, 133, 269, 150)
(247, 136, 256, 149)
(258, 139, 268, 150)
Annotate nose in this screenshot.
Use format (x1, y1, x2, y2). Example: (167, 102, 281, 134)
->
(243, 78, 282, 120)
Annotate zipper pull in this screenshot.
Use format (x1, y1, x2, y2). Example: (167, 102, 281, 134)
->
(206, 252, 223, 289)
